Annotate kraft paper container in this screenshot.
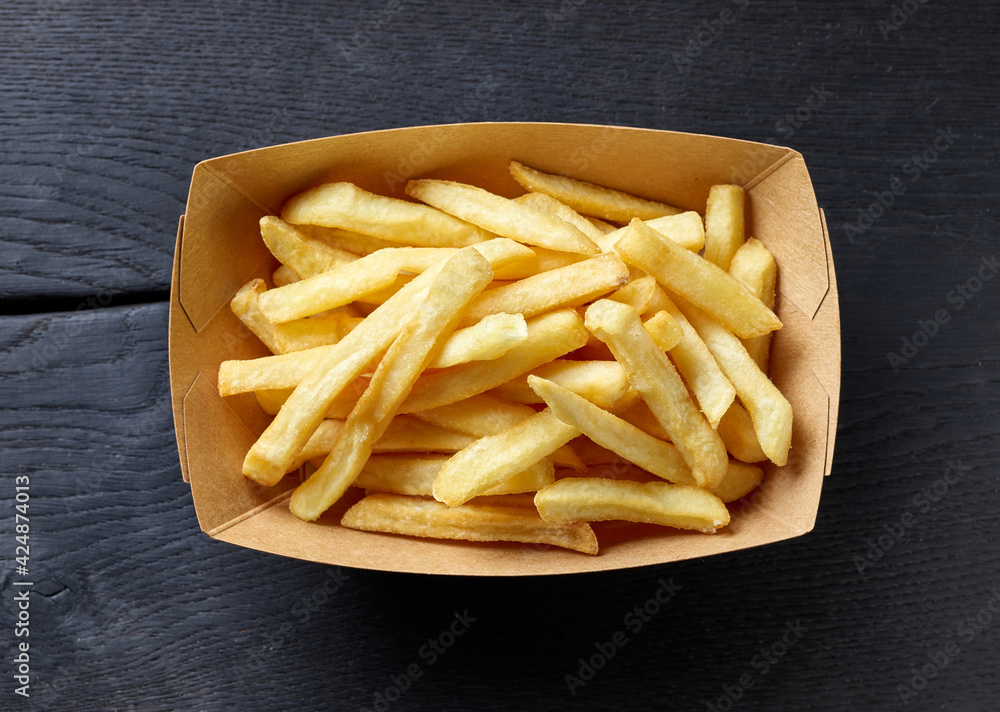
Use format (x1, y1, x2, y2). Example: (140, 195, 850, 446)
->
(169, 122, 840, 576)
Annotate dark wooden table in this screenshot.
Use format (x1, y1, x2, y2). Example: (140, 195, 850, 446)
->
(3, 2, 998, 710)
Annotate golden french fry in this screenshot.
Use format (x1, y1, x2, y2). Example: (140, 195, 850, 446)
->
(283, 181, 492, 247)
(489, 359, 629, 410)
(411, 393, 585, 471)
(615, 219, 781, 339)
(290, 247, 494, 520)
(534, 478, 730, 533)
(254, 376, 369, 420)
(703, 185, 745, 271)
(272, 264, 300, 287)
(429, 312, 527, 369)
(711, 461, 764, 503)
(230, 279, 281, 354)
(354, 454, 554, 497)
(729, 238, 777, 373)
(341, 493, 598, 554)
(584, 299, 729, 488)
(272, 313, 363, 353)
(642, 310, 682, 351)
(459, 252, 629, 326)
(644, 287, 734, 428)
(674, 297, 792, 466)
(597, 212, 705, 253)
(608, 274, 657, 314)
(260, 215, 357, 278)
(432, 409, 581, 506)
(509, 161, 683, 223)
(296, 224, 400, 255)
(406, 179, 600, 255)
(400, 308, 589, 413)
(528, 376, 697, 486)
(716, 402, 768, 463)
(513, 191, 606, 241)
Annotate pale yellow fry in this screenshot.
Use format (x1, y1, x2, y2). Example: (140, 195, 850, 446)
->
(711, 461, 764, 503)
(254, 377, 368, 420)
(272, 313, 363, 354)
(615, 219, 781, 339)
(433, 409, 580, 506)
(341, 493, 598, 555)
(459, 252, 629, 326)
(587, 217, 617, 234)
(616, 399, 669, 440)
(491, 247, 585, 280)
(290, 248, 494, 520)
(400, 308, 589, 413)
(645, 287, 734, 428)
(729, 238, 777, 373)
(643, 310, 682, 351)
(717, 402, 768, 463)
(289, 417, 478, 470)
(513, 192, 606, 241)
(534, 478, 730, 533)
(406, 179, 600, 255)
(242, 241, 523, 486)
(489, 360, 629, 410)
(584, 299, 729, 488)
(296, 224, 400, 255)
(509, 161, 684, 223)
(230, 279, 280, 354)
(608, 274, 657, 314)
(282, 181, 492, 247)
(429, 312, 527, 369)
(528, 376, 696, 486)
(597, 212, 705, 253)
(703, 185, 746, 271)
(220, 344, 337, 396)
(411, 393, 586, 472)
(260, 215, 358, 278)
(354, 454, 554, 497)
(675, 298, 792, 466)
(272, 265, 300, 287)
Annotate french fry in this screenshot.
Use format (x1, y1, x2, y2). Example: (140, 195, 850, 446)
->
(400, 308, 589, 413)
(254, 376, 369, 420)
(534, 478, 730, 533)
(272, 264, 300, 287)
(615, 219, 781, 339)
(260, 215, 358, 278)
(289, 247, 494, 521)
(513, 191, 606, 241)
(458, 252, 629, 326)
(703, 185, 745, 271)
(674, 297, 792, 466)
(272, 313, 363, 353)
(341, 493, 599, 554)
(711, 461, 764, 503)
(729, 238, 777, 373)
(230, 279, 281, 354)
(488, 359, 629, 410)
(584, 299, 729, 488)
(429, 312, 527, 369)
(716, 402, 768, 463)
(608, 274, 657, 314)
(642, 310, 683, 351)
(509, 161, 684, 223)
(406, 179, 600, 255)
(596, 212, 705, 253)
(282, 181, 492, 247)
(432, 409, 581, 506)
(528, 376, 697, 486)
(411, 393, 585, 471)
(296, 224, 400, 255)
(354, 454, 554, 497)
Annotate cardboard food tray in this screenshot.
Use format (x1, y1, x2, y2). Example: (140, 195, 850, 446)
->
(169, 122, 840, 576)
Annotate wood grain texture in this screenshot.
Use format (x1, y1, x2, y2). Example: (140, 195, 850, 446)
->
(2, 0, 999, 709)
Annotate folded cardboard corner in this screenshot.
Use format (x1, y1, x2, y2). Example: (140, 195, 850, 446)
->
(168, 122, 840, 576)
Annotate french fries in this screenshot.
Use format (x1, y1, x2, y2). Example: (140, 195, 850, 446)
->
(217, 160, 796, 555)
